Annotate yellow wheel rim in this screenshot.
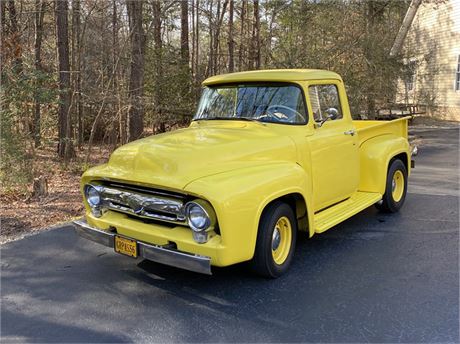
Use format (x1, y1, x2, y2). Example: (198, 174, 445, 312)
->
(271, 216, 292, 265)
(392, 170, 405, 202)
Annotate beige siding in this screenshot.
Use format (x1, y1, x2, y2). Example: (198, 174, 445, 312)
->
(396, 0, 460, 120)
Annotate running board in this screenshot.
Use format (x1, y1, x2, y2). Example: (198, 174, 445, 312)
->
(314, 192, 382, 233)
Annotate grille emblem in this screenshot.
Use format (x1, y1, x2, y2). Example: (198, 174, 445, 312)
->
(124, 194, 144, 214)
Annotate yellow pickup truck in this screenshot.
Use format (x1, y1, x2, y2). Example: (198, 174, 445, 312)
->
(74, 69, 414, 278)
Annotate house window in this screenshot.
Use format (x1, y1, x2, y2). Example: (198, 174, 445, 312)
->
(456, 55, 460, 91)
(405, 60, 416, 91)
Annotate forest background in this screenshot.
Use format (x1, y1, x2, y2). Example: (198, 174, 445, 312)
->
(0, 0, 437, 241)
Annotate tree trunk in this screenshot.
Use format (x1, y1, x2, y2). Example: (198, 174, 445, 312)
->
(191, 0, 195, 77)
(33, 0, 45, 147)
(180, 0, 190, 66)
(212, 0, 228, 74)
(207, 0, 214, 76)
(390, 0, 422, 57)
(194, 0, 200, 99)
(196, 0, 200, 74)
(113, 0, 124, 144)
(55, 0, 74, 160)
(7, 0, 23, 74)
(32, 176, 48, 199)
(72, 0, 83, 147)
(365, 1, 377, 119)
(71, 0, 82, 147)
(126, 0, 145, 142)
(252, 0, 260, 69)
(1, 1, 6, 36)
(180, 0, 191, 101)
(1, 2, 6, 74)
(228, 0, 234, 72)
(152, 0, 163, 126)
(238, 0, 246, 71)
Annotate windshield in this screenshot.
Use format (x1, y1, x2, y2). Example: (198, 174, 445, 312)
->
(194, 84, 308, 124)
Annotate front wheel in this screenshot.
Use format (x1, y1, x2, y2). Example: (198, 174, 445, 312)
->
(249, 201, 297, 278)
(376, 159, 408, 213)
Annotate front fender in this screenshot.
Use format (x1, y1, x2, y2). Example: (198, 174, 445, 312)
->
(184, 162, 313, 266)
(359, 134, 410, 194)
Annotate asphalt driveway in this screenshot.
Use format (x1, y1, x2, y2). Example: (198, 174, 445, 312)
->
(1, 127, 459, 343)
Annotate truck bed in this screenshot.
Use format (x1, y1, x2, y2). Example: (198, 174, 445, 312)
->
(353, 117, 410, 146)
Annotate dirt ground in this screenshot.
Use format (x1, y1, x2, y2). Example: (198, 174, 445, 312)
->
(0, 144, 112, 244)
(1, 116, 458, 244)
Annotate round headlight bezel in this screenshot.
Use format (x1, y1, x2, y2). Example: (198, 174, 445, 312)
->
(84, 184, 102, 207)
(185, 200, 215, 232)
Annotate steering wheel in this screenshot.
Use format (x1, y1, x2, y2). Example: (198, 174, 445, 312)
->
(264, 105, 306, 123)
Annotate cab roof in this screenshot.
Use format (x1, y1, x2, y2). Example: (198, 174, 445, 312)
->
(202, 69, 342, 86)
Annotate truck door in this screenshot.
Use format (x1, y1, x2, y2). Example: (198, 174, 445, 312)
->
(307, 82, 360, 212)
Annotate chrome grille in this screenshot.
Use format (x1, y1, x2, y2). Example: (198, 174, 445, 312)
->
(96, 183, 186, 224)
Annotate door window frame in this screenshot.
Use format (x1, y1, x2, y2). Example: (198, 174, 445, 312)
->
(305, 80, 346, 125)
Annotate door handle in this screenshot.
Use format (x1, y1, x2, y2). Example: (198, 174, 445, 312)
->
(344, 129, 356, 136)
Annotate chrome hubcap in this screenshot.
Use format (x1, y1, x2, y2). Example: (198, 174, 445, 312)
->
(272, 228, 281, 251)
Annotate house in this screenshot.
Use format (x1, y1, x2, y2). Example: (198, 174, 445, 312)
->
(394, 0, 460, 120)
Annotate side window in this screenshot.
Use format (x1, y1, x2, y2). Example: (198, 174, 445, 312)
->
(308, 85, 343, 122)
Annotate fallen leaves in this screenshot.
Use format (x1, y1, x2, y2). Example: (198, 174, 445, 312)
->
(0, 142, 112, 244)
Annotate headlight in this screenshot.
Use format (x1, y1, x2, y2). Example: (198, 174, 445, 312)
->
(185, 200, 215, 232)
(84, 184, 101, 207)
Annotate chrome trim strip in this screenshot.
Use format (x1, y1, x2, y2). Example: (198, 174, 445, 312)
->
(104, 181, 187, 200)
(73, 219, 212, 275)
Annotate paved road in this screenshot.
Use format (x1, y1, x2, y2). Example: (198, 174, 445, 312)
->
(1, 127, 459, 343)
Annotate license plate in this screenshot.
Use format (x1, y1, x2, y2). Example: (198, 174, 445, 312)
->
(114, 236, 138, 258)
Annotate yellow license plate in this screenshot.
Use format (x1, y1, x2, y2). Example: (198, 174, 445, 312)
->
(114, 236, 138, 258)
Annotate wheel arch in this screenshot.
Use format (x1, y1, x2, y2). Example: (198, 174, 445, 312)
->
(389, 151, 409, 174)
(257, 191, 314, 240)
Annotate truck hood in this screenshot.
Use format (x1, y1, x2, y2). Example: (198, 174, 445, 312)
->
(86, 121, 297, 191)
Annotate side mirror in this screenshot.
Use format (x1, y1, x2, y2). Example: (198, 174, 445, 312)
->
(315, 108, 338, 128)
(325, 107, 338, 120)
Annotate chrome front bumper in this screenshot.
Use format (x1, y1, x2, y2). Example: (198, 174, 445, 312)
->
(73, 219, 212, 275)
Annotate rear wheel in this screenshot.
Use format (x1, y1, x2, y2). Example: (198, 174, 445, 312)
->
(249, 201, 297, 278)
(376, 159, 408, 213)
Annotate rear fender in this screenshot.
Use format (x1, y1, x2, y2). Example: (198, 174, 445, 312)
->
(359, 134, 410, 194)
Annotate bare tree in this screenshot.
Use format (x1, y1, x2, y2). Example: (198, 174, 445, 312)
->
(191, 0, 195, 77)
(7, 0, 23, 73)
(152, 0, 164, 130)
(180, 0, 190, 66)
(72, 0, 83, 147)
(238, 0, 246, 71)
(211, 0, 228, 74)
(206, 0, 214, 77)
(228, 0, 234, 72)
(55, 0, 74, 160)
(251, 0, 260, 69)
(195, 0, 200, 80)
(390, 0, 422, 57)
(33, 0, 45, 147)
(112, 0, 125, 144)
(126, 0, 145, 141)
(0, 2, 6, 39)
